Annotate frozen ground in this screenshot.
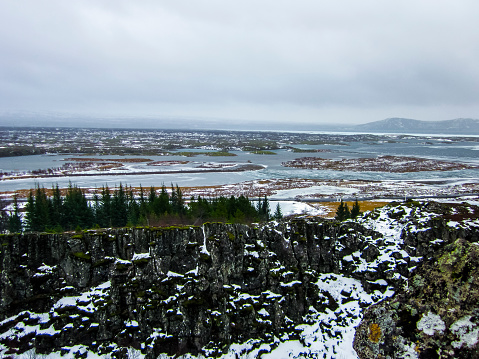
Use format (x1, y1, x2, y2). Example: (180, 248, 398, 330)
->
(271, 200, 328, 217)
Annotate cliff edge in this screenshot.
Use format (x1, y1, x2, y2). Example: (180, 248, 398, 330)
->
(1, 201, 479, 358)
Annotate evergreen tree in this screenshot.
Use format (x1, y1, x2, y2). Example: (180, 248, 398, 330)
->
(351, 199, 361, 219)
(24, 190, 36, 231)
(50, 184, 63, 228)
(139, 185, 145, 204)
(274, 203, 283, 221)
(23, 186, 51, 232)
(126, 187, 140, 226)
(160, 185, 171, 213)
(0, 198, 9, 233)
(92, 192, 101, 227)
(256, 197, 262, 214)
(8, 195, 22, 233)
(171, 185, 186, 215)
(20, 181, 274, 231)
(63, 184, 93, 230)
(227, 196, 237, 219)
(236, 195, 257, 221)
(34, 187, 50, 231)
(212, 196, 228, 220)
(138, 185, 149, 224)
(344, 202, 350, 219)
(335, 199, 351, 221)
(189, 195, 210, 223)
(148, 186, 157, 206)
(111, 183, 128, 227)
(260, 196, 270, 221)
(37, 186, 51, 231)
(151, 185, 170, 216)
(97, 186, 112, 228)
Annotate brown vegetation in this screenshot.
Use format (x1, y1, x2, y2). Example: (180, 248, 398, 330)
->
(282, 155, 479, 172)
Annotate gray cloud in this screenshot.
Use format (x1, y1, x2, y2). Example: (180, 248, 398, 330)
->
(1, 0, 479, 127)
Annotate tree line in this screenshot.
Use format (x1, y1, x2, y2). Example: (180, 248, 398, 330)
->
(2, 183, 283, 233)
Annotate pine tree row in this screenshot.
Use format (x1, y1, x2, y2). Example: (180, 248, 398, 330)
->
(13, 183, 280, 233)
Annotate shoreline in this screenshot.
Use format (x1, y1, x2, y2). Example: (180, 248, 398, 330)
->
(0, 164, 265, 181)
(3, 177, 479, 201)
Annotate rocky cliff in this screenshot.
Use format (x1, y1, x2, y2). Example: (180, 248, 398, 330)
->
(354, 238, 479, 359)
(1, 201, 479, 358)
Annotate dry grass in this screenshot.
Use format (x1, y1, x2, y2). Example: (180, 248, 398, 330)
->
(317, 201, 390, 218)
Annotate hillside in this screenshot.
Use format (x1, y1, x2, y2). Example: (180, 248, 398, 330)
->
(353, 117, 479, 135)
(1, 201, 479, 358)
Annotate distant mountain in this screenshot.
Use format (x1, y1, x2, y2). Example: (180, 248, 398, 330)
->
(352, 117, 479, 135)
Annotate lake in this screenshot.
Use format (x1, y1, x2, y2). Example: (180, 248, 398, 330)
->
(1, 132, 479, 192)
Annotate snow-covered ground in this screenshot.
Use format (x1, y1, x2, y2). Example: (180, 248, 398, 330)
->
(272, 200, 328, 217)
(273, 185, 359, 199)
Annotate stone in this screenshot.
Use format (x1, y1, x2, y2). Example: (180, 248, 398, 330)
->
(354, 238, 479, 359)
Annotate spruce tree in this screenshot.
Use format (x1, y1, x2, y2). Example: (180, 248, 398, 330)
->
(335, 200, 351, 221)
(8, 195, 22, 233)
(24, 186, 51, 232)
(98, 186, 112, 228)
(212, 196, 228, 220)
(51, 184, 63, 229)
(154, 185, 170, 216)
(126, 187, 140, 227)
(256, 197, 262, 214)
(172, 185, 185, 215)
(227, 195, 237, 219)
(112, 183, 128, 227)
(138, 186, 149, 223)
(261, 196, 270, 221)
(0, 198, 9, 233)
(274, 203, 283, 221)
(344, 201, 351, 219)
(63, 184, 93, 230)
(351, 199, 361, 219)
(24, 190, 36, 231)
(236, 195, 257, 221)
(148, 186, 157, 206)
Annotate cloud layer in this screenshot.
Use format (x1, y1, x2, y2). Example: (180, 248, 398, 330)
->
(1, 0, 479, 127)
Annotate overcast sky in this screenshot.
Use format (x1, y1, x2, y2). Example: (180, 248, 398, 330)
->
(1, 0, 479, 129)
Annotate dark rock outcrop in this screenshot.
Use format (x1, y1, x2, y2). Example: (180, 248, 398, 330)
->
(354, 238, 479, 358)
(0, 220, 375, 357)
(1, 201, 479, 358)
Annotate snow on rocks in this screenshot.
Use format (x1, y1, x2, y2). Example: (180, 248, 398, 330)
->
(2, 200, 478, 358)
(53, 281, 111, 314)
(354, 234, 479, 358)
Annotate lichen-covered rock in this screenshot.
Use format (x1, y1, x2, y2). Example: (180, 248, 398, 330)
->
(353, 238, 479, 359)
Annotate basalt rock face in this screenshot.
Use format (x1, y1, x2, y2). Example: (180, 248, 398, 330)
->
(1, 201, 479, 358)
(353, 201, 479, 359)
(0, 220, 372, 358)
(353, 238, 479, 359)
